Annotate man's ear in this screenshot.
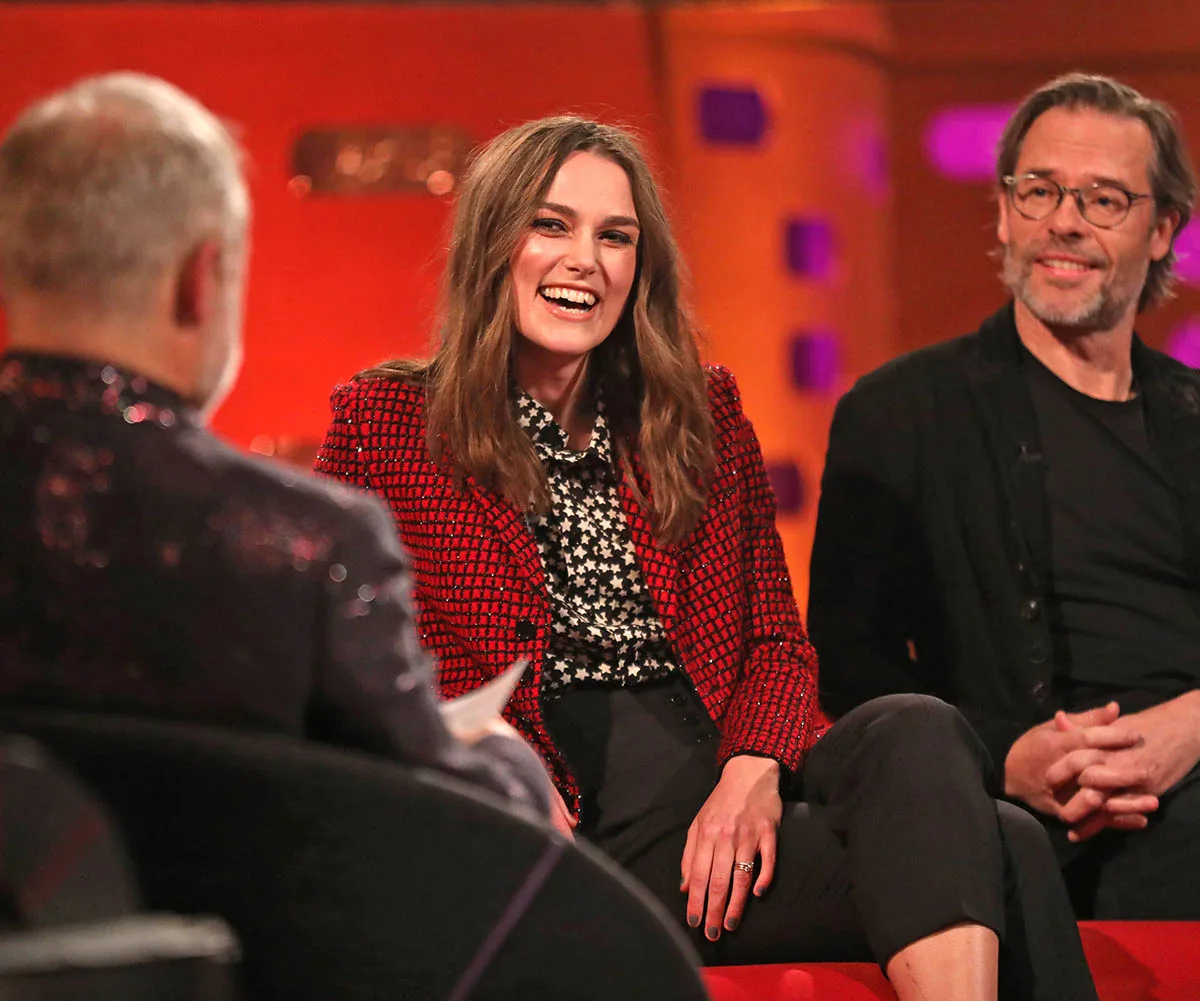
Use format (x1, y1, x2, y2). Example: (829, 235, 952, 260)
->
(997, 191, 1011, 246)
(173, 240, 222, 327)
(1150, 208, 1181, 263)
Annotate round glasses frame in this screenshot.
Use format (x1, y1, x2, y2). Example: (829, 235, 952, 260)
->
(1002, 173, 1154, 230)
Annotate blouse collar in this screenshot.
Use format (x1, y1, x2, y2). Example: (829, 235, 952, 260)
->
(515, 391, 612, 467)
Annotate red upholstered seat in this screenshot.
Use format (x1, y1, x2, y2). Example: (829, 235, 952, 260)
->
(702, 962, 890, 1001)
(1077, 922, 1200, 1001)
(701, 922, 1200, 1001)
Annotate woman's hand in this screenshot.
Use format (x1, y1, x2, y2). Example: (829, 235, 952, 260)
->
(549, 787, 578, 839)
(446, 715, 575, 835)
(680, 755, 782, 941)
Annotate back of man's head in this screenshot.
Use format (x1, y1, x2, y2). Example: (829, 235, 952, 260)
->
(0, 73, 249, 320)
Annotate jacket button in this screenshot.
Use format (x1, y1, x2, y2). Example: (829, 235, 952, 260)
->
(1020, 598, 1041, 622)
(1031, 681, 1048, 702)
(514, 619, 537, 642)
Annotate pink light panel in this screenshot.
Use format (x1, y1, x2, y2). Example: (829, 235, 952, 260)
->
(923, 104, 1016, 182)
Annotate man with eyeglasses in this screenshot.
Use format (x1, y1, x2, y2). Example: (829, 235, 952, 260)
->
(809, 73, 1200, 919)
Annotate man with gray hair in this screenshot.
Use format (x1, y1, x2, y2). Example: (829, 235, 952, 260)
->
(810, 73, 1200, 918)
(0, 73, 551, 817)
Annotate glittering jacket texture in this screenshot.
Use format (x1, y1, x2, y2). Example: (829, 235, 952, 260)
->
(0, 351, 551, 815)
(316, 364, 830, 812)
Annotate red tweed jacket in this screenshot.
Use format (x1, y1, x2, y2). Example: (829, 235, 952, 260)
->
(316, 365, 829, 809)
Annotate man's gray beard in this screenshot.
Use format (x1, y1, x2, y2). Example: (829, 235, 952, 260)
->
(1001, 246, 1130, 331)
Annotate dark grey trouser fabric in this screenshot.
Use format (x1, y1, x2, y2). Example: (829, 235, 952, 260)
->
(1049, 760, 1200, 919)
(544, 680, 1097, 1001)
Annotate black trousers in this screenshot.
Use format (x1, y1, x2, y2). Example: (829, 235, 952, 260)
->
(544, 678, 1097, 1001)
(1049, 760, 1200, 918)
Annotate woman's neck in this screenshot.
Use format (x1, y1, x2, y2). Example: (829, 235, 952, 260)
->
(514, 350, 593, 449)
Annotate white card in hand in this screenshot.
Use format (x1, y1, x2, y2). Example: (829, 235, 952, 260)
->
(439, 658, 529, 734)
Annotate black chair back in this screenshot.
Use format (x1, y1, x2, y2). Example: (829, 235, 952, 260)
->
(0, 735, 138, 927)
(0, 711, 708, 1001)
(0, 736, 237, 1000)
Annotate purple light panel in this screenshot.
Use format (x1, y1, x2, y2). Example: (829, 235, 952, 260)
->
(785, 218, 835, 279)
(1166, 317, 1200, 369)
(697, 85, 768, 146)
(924, 104, 1017, 181)
(1173, 225, 1200, 285)
(789, 331, 840, 392)
(766, 461, 805, 515)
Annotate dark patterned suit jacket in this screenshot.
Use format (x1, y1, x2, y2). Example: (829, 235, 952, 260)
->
(316, 365, 828, 809)
(0, 351, 549, 815)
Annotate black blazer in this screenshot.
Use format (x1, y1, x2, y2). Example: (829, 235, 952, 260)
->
(0, 351, 548, 815)
(808, 303, 1200, 770)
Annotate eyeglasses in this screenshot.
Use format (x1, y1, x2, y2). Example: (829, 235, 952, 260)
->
(1002, 173, 1153, 229)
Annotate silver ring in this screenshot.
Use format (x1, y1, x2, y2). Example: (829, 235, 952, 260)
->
(732, 860, 755, 874)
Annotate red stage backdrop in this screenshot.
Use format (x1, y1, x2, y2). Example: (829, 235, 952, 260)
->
(0, 3, 661, 449)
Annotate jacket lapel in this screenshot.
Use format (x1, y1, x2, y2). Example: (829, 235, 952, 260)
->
(1137, 340, 1200, 609)
(459, 474, 548, 593)
(961, 304, 1052, 587)
(1136, 336, 1200, 482)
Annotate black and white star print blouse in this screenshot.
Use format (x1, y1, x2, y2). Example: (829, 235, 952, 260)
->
(516, 393, 678, 695)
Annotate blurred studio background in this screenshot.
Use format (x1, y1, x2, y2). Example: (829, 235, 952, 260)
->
(2, 0, 1198, 606)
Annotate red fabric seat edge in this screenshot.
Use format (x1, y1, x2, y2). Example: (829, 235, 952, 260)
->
(701, 921, 1200, 1001)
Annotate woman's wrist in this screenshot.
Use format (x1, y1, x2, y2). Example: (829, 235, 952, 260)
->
(721, 753, 780, 781)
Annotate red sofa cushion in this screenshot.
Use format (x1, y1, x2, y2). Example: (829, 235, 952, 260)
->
(701, 922, 1200, 1001)
(703, 962, 890, 1001)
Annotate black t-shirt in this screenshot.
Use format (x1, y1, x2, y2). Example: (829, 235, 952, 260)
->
(1023, 348, 1200, 712)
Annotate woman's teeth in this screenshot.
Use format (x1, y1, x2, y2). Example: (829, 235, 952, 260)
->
(540, 286, 597, 308)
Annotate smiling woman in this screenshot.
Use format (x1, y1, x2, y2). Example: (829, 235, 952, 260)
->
(342, 117, 714, 545)
(314, 115, 1099, 1001)
(508, 150, 641, 445)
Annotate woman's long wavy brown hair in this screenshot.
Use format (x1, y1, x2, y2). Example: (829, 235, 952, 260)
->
(363, 116, 714, 544)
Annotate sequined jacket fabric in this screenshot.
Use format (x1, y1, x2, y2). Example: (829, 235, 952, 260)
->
(316, 365, 829, 810)
(0, 352, 550, 815)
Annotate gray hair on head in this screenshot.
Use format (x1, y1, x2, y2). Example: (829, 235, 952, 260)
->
(0, 72, 249, 316)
